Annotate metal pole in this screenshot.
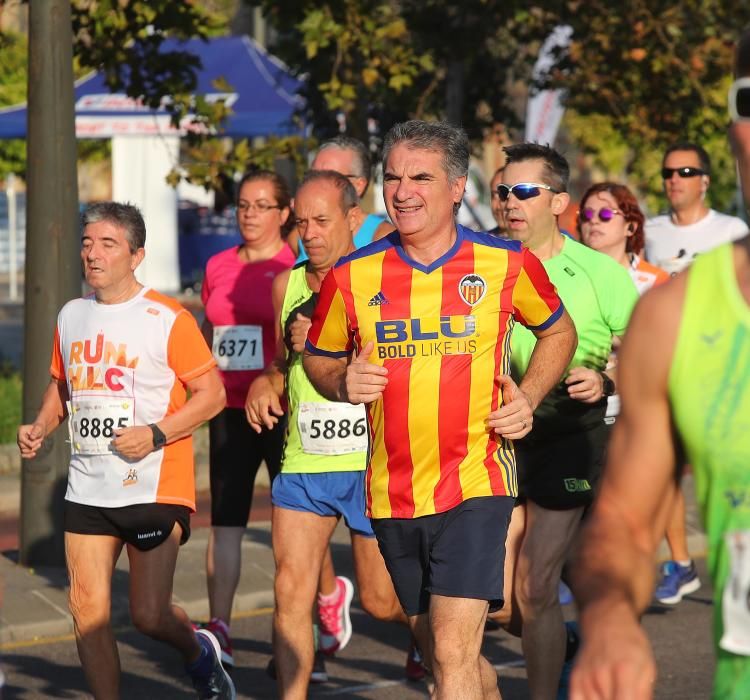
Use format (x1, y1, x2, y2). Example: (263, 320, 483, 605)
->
(20, 0, 80, 566)
(7, 173, 17, 301)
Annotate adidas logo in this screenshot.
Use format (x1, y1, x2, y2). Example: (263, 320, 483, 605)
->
(368, 291, 389, 306)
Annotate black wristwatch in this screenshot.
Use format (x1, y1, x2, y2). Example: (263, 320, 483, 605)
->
(149, 423, 167, 450)
(600, 372, 616, 397)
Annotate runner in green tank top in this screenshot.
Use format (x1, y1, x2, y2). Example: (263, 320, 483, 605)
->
(570, 30, 750, 698)
(244, 171, 409, 698)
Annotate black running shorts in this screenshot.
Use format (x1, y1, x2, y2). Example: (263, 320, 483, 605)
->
(209, 407, 286, 527)
(64, 500, 191, 551)
(371, 495, 515, 617)
(515, 421, 611, 510)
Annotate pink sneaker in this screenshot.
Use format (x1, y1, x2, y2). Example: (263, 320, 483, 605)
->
(196, 617, 234, 668)
(317, 576, 354, 655)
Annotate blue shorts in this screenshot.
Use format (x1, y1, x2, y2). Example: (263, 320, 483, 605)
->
(271, 471, 374, 537)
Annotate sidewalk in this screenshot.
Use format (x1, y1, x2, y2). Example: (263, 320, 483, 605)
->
(0, 468, 707, 647)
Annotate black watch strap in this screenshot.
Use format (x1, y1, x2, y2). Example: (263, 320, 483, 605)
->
(149, 423, 167, 449)
(600, 372, 616, 397)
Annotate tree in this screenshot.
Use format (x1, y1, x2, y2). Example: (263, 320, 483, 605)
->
(0, 0, 313, 188)
(0, 28, 27, 178)
(248, 0, 555, 144)
(250, 0, 746, 214)
(550, 0, 750, 211)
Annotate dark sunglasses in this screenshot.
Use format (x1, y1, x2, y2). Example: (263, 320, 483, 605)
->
(661, 166, 705, 180)
(579, 207, 623, 223)
(496, 182, 561, 202)
(729, 77, 750, 122)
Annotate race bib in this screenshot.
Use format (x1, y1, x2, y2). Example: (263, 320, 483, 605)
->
(297, 402, 368, 456)
(212, 325, 263, 371)
(720, 530, 750, 655)
(68, 398, 134, 455)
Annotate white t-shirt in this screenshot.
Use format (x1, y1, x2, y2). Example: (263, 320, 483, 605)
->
(644, 209, 748, 275)
(50, 288, 216, 510)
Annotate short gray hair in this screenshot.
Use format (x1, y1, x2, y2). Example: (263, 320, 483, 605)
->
(382, 120, 470, 183)
(297, 170, 359, 215)
(81, 201, 146, 252)
(317, 136, 372, 183)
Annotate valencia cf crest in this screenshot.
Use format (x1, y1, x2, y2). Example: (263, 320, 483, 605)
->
(458, 274, 487, 306)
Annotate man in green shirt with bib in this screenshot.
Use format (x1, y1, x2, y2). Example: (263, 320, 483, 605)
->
(570, 29, 750, 700)
(245, 170, 406, 699)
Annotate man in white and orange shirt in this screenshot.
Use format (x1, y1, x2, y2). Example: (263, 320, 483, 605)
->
(17, 202, 232, 700)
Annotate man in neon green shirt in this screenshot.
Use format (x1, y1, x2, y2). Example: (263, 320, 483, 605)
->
(570, 29, 750, 699)
(491, 143, 639, 700)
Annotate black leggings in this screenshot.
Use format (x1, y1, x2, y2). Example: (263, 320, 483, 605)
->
(209, 407, 286, 526)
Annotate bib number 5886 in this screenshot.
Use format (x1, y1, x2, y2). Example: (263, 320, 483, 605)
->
(309, 417, 367, 440)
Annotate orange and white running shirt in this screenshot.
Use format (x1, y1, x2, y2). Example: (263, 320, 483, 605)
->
(49, 288, 216, 511)
(628, 253, 670, 294)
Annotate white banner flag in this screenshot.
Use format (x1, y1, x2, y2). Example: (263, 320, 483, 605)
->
(525, 25, 573, 146)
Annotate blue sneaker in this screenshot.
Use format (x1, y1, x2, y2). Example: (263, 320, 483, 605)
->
(188, 629, 236, 700)
(556, 621, 579, 700)
(558, 580, 574, 606)
(654, 560, 701, 604)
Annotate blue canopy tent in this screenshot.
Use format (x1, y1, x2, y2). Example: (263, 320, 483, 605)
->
(0, 35, 305, 138)
(0, 35, 305, 291)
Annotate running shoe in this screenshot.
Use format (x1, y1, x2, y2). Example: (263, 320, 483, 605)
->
(654, 560, 701, 604)
(318, 575, 354, 654)
(405, 640, 427, 681)
(194, 618, 234, 667)
(188, 629, 236, 700)
(558, 580, 574, 606)
(556, 620, 580, 700)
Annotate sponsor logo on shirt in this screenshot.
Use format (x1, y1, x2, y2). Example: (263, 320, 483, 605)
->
(368, 291, 389, 306)
(374, 315, 477, 359)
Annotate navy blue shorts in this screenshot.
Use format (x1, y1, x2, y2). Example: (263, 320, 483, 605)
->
(271, 471, 374, 537)
(371, 496, 514, 616)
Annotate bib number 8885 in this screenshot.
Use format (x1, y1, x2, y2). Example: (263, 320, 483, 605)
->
(77, 416, 129, 438)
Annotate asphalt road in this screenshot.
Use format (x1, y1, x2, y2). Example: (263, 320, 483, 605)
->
(0, 559, 715, 699)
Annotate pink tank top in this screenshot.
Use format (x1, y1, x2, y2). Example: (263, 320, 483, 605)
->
(201, 244, 295, 407)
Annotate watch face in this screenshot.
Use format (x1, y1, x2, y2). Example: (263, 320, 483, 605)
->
(151, 425, 166, 448)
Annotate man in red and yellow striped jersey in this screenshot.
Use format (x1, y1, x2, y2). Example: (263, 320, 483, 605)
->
(304, 121, 577, 699)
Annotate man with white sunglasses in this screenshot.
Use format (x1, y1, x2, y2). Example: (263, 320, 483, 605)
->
(570, 29, 750, 699)
(491, 143, 639, 700)
(645, 142, 747, 276)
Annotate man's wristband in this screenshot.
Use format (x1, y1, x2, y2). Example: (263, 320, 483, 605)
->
(149, 423, 167, 450)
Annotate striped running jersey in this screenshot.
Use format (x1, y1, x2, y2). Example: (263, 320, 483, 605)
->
(306, 225, 564, 519)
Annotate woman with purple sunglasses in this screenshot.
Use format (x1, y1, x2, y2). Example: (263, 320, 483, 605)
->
(577, 182, 669, 294)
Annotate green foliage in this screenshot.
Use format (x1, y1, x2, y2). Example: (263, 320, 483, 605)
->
(0, 29, 27, 178)
(167, 134, 315, 190)
(557, 0, 746, 214)
(72, 0, 228, 132)
(0, 372, 21, 445)
(249, 0, 555, 142)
